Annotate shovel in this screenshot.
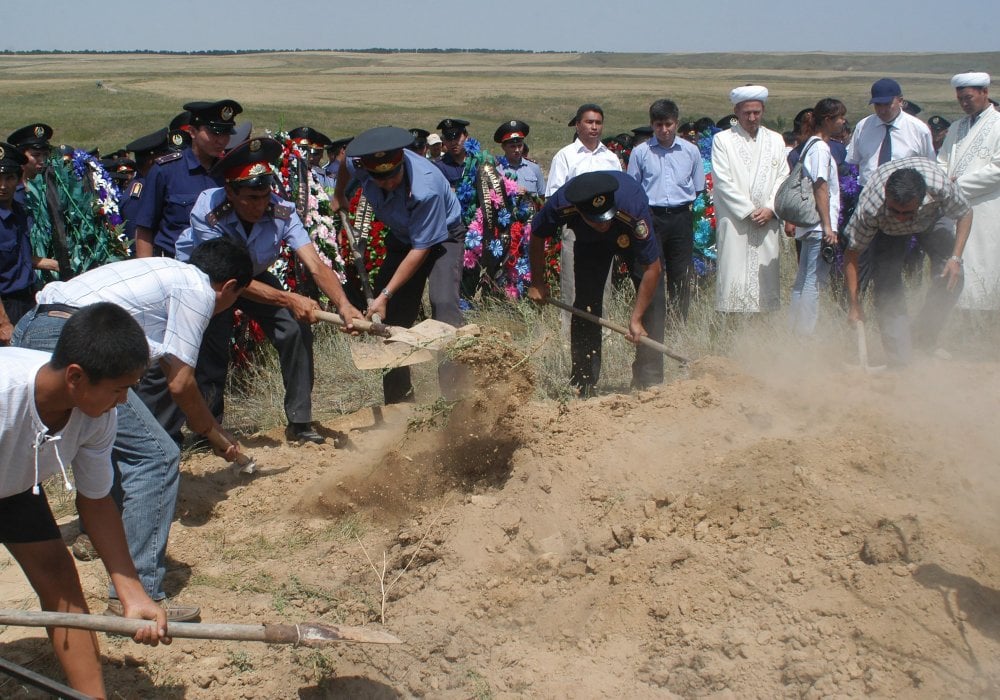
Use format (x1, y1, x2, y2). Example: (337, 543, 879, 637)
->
(314, 310, 477, 370)
(0, 610, 402, 647)
(546, 298, 690, 365)
(851, 319, 886, 374)
(205, 426, 257, 475)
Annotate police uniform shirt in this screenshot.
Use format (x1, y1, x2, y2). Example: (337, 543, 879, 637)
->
(348, 149, 462, 250)
(626, 137, 705, 207)
(530, 171, 659, 266)
(323, 162, 339, 191)
(134, 148, 224, 255)
(432, 152, 466, 187)
(0, 201, 33, 295)
(119, 174, 145, 242)
(312, 166, 334, 191)
(175, 187, 311, 277)
(500, 159, 544, 196)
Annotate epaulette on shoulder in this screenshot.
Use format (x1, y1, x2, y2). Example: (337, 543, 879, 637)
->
(558, 204, 578, 218)
(128, 181, 143, 199)
(154, 151, 183, 166)
(206, 201, 233, 227)
(271, 202, 295, 221)
(614, 210, 637, 226)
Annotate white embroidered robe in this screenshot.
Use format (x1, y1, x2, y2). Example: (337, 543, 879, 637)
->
(938, 107, 1000, 310)
(711, 124, 789, 312)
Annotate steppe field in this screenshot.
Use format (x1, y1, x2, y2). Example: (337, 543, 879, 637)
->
(2, 50, 1000, 160)
(3, 51, 1000, 700)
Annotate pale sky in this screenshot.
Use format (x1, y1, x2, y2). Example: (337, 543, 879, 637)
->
(1, 0, 994, 53)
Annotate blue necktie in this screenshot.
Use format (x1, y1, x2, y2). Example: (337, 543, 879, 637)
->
(878, 124, 892, 165)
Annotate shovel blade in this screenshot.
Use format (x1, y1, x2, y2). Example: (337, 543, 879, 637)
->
(297, 622, 403, 646)
(350, 341, 434, 370)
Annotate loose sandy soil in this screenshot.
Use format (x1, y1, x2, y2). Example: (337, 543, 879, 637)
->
(3, 330, 1000, 699)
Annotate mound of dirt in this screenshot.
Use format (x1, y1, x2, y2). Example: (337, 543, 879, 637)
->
(4, 345, 1000, 698)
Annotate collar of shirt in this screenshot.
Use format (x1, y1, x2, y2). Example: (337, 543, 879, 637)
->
(183, 147, 209, 174)
(574, 141, 610, 155)
(649, 138, 681, 153)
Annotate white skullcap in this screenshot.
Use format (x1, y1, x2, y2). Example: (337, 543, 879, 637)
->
(729, 85, 769, 105)
(951, 72, 991, 89)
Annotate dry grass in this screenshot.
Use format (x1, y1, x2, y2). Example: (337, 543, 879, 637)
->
(3, 50, 998, 165)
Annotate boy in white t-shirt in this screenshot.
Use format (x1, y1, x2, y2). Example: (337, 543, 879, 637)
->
(0, 303, 168, 697)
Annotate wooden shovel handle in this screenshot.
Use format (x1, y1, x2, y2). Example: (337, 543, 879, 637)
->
(315, 309, 391, 338)
(547, 298, 690, 364)
(0, 610, 401, 646)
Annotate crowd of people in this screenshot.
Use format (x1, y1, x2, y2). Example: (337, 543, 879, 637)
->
(1, 70, 998, 695)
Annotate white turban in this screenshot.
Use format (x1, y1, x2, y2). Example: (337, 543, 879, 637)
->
(951, 72, 991, 89)
(729, 85, 769, 105)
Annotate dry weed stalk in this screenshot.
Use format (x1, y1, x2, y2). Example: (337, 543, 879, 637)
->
(356, 498, 452, 624)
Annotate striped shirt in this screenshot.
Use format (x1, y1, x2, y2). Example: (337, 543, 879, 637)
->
(35, 258, 215, 368)
(844, 156, 971, 254)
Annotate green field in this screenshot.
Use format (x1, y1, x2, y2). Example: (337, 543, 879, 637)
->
(2, 50, 998, 165)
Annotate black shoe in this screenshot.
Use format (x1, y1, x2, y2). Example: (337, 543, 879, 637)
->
(285, 422, 325, 445)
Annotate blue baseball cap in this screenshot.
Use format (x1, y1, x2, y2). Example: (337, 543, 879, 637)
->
(869, 78, 902, 105)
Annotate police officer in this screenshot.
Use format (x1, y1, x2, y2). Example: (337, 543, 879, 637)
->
(168, 111, 193, 150)
(6, 123, 53, 204)
(119, 128, 174, 247)
(528, 171, 665, 395)
(175, 137, 363, 444)
(323, 136, 353, 190)
(408, 128, 430, 157)
(1, 143, 57, 341)
(493, 120, 544, 197)
(134, 99, 242, 257)
(289, 126, 334, 189)
(434, 118, 472, 187)
(333, 126, 465, 404)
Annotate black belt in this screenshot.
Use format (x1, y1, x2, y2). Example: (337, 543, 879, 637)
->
(36, 303, 79, 317)
(650, 203, 693, 215)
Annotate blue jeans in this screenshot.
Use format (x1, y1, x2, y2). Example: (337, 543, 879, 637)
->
(789, 233, 830, 336)
(12, 308, 180, 601)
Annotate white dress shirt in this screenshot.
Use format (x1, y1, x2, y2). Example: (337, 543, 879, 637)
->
(847, 110, 934, 187)
(544, 140, 622, 196)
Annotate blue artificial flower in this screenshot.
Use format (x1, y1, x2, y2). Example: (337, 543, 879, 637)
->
(464, 138, 481, 155)
(456, 181, 475, 204)
(488, 238, 504, 257)
(465, 228, 482, 248)
(515, 257, 530, 276)
(692, 256, 707, 277)
(497, 208, 511, 228)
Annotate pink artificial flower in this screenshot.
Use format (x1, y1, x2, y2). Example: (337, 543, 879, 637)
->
(463, 250, 478, 268)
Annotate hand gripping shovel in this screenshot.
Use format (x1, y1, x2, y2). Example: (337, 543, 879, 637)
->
(315, 310, 478, 370)
(546, 298, 690, 365)
(0, 610, 402, 647)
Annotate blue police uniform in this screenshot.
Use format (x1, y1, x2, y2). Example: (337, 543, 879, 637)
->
(0, 200, 35, 326)
(432, 152, 467, 188)
(499, 158, 544, 197)
(135, 148, 223, 256)
(312, 166, 335, 191)
(531, 170, 666, 390)
(349, 148, 465, 403)
(175, 187, 316, 427)
(119, 175, 145, 249)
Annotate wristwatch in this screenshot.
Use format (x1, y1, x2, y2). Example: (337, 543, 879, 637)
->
(948, 255, 963, 265)
(380, 287, 393, 299)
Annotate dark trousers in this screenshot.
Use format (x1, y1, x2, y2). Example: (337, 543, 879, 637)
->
(651, 208, 694, 321)
(0, 287, 36, 333)
(571, 240, 665, 390)
(195, 271, 315, 428)
(375, 226, 465, 404)
(870, 217, 959, 365)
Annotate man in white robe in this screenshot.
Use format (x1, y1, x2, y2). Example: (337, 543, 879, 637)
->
(711, 85, 789, 312)
(937, 71, 1000, 311)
